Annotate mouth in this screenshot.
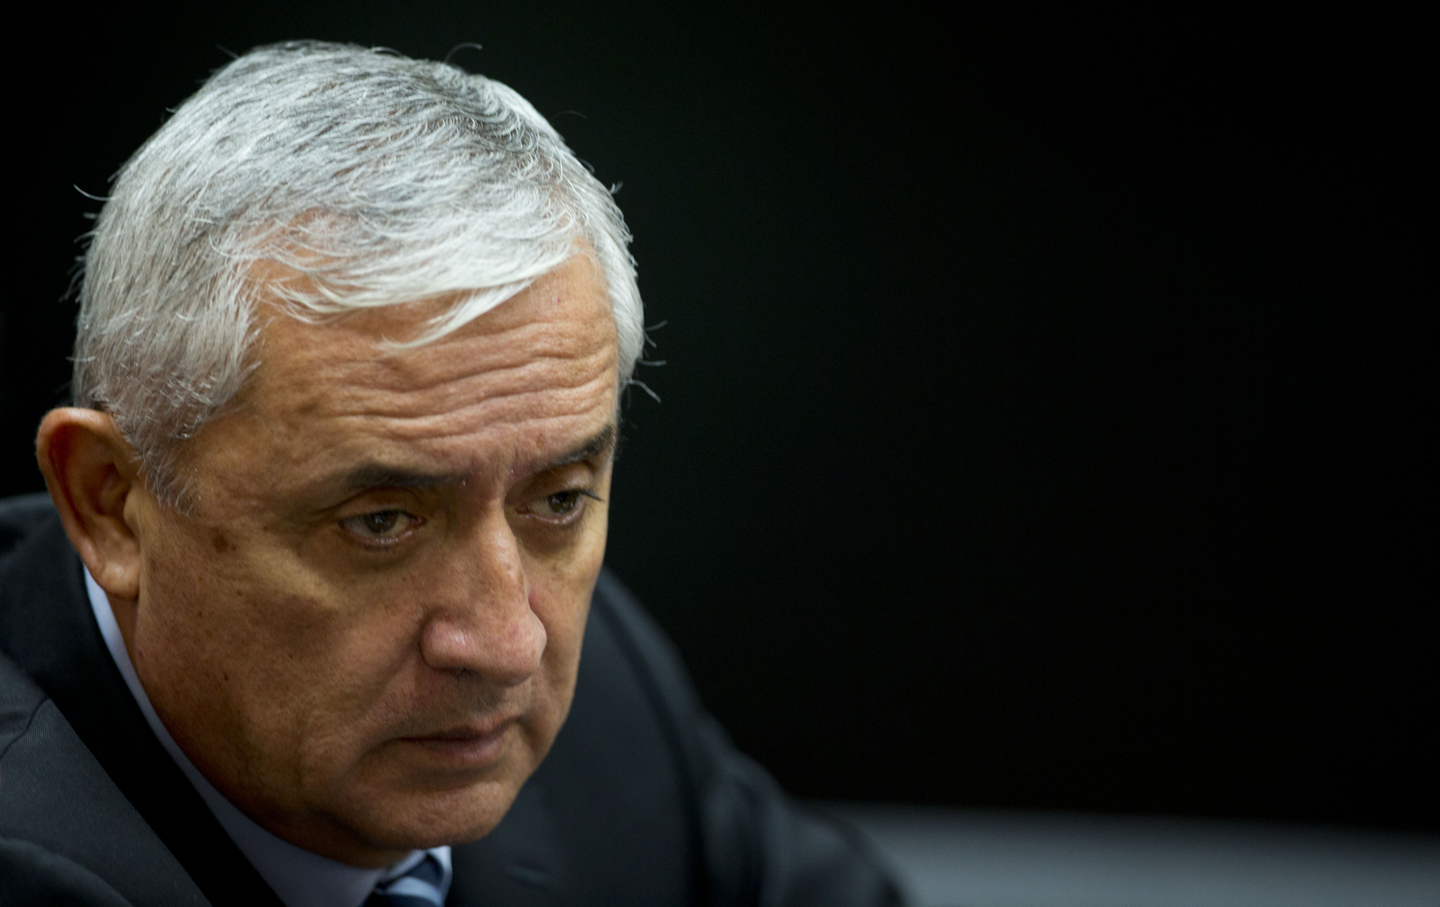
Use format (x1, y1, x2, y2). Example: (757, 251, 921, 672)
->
(397, 715, 520, 768)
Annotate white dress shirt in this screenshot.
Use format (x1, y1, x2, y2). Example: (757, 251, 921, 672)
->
(85, 568, 452, 907)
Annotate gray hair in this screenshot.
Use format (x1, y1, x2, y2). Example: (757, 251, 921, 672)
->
(74, 41, 643, 505)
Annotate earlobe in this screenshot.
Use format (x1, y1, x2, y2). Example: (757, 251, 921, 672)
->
(35, 408, 145, 601)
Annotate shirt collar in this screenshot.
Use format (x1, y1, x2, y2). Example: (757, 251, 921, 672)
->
(85, 568, 452, 907)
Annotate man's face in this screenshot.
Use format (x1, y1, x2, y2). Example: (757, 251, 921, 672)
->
(121, 253, 618, 865)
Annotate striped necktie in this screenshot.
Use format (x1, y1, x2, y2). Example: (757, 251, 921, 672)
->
(366, 851, 449, 907)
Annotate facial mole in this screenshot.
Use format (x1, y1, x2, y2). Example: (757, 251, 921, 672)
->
(211, 532, 231, 553)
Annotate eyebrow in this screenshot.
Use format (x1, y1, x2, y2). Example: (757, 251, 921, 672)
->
(338, 423, 618, 493)
(340, 465, 465, 491)
(547, 423, 617, 471)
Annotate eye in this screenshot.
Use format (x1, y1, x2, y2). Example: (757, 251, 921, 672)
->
(523, 489, 603, 521)
(340, 509, 422, 542)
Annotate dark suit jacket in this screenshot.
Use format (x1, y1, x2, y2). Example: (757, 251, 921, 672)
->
(0, 493, 901, 906)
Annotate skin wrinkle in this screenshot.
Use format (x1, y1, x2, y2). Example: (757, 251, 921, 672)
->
(309, 330, 608, 398)
(327, 369, 612, 421)
(319, 379, 614, 440)
(252, 401, 613, 510)
(106, 251, 620, 866)
(251, 291, 615, 448)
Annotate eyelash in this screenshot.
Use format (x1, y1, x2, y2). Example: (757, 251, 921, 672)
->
(519, 488, 604, 525)
(338, 488, 602, 549)
(339, 510, 424, 548)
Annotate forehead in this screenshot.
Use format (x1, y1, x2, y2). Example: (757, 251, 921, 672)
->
(201, 254, 619, 487)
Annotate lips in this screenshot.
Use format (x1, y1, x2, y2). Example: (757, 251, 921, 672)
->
(398, 714, 520, 768)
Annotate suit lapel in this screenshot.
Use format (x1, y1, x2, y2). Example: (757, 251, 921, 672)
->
(0, 514, 285, 907)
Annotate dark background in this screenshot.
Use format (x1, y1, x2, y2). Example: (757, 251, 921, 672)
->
(2, 6, 1430, 831)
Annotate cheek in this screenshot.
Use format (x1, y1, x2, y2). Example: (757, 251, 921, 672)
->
(135, 530, 252, 685)
(136, 531, 417, 762)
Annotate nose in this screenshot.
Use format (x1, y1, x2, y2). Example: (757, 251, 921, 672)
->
(419, 515, 546, 685)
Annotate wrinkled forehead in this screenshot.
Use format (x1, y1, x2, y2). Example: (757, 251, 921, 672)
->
(228, 252, 619, 452)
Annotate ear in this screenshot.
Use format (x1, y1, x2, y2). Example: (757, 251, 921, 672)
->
(35, 408, 146, 601)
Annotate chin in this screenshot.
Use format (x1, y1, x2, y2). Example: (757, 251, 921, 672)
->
(347, 772, 528, 852)
(324, 714, 558, 855)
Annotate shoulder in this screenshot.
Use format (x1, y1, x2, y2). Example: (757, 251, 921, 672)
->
(0, 650, 209, 906)
(0, 494, 211, 907)
(588, 569, 709, 741)
(0, 492, 58, 569)
(564, 571, 905, 906)
(0, 658, 128, 907)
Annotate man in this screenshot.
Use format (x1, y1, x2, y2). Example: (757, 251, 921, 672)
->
(0, 42, 901, 906)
